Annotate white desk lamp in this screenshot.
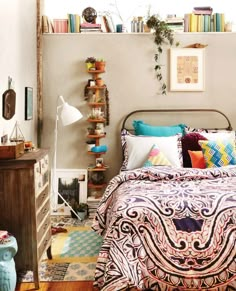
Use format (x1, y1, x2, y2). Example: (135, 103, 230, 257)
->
(51, 95, 83, 220)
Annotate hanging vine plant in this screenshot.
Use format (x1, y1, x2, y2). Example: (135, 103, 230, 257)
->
(147, 15, 179, 95)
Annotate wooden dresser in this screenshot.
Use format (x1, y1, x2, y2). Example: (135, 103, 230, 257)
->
(0, 148, 52, 289)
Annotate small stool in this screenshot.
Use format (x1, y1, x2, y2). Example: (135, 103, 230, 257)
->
(0, 235, 18, 291)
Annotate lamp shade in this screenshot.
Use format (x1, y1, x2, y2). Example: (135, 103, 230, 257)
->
(60, 101, 83, 126)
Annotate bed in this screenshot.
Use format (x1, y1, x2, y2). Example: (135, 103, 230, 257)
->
(92, 109, 236, 291)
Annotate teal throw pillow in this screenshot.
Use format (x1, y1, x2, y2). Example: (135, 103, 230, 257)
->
(133, 120, 186, 137)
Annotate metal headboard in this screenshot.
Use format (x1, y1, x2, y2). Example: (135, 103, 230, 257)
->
(121, 109, 232, 131)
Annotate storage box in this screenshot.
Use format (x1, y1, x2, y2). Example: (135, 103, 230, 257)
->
(0, 142, 24, 159)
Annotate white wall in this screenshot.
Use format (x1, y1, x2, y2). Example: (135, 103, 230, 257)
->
(42, 32, 236, 180)
(0, 0, 37, 144)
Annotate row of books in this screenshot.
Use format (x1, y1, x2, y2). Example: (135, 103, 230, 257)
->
(87, 195, 102, 219)
(165, 17, 184, 32)
(42, 14, 116, 33)
(184, 13, 225, 32)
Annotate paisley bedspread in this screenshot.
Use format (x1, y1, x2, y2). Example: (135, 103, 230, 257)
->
(92, 166, 236, 291)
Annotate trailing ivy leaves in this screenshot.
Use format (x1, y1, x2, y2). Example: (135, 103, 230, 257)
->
(147, 14, 179, 95)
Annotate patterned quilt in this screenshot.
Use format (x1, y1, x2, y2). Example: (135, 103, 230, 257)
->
(92, 166, 236, 291)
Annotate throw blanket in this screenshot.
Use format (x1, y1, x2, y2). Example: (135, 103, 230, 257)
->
(92, 166, 236, 291)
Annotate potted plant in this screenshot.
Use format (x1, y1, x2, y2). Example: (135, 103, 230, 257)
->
(146, 14, 179, 95)
(85, 57, 96, 70)
(95, 58, 106, 71)
(76, 203, 88, 221)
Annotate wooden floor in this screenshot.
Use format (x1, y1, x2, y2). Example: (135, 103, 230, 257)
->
(15, 281, 97, 291)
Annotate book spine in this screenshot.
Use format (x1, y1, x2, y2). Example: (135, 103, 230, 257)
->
(67, 14, 71, 32)
(221, 13, 225, 32)
(215, 13, 221, 32)
(75, 14, 80, 33)
(190, 14, 197, 32)
(184, 14, 190, 32)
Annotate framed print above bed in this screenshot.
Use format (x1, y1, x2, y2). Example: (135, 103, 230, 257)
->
(170, 48, 205, 92)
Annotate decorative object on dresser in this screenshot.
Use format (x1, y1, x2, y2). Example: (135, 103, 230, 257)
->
(51, 95, 83, 220)
(85, 58, 110, 219)
(0, 149, 51, 289)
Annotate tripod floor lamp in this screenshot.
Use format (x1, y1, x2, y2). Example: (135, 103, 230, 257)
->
(51, 95, 83, 220)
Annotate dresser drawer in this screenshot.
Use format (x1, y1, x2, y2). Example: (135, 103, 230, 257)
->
(34, 155, 49, 195)
(38, 228, 51, 259)
(37, 213, 51, 242)
(36, 185, 49, 210)
(36, 198, 50, 226)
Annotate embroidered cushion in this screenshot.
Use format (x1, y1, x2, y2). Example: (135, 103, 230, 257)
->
(143, 144, 172, 167)
(198, 139, 236, 168)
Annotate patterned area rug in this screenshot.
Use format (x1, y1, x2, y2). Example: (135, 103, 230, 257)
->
(17, 217, 103, 282)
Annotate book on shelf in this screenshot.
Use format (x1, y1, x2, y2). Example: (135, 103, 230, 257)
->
(193, 6, 213, 13)
(80, 22, 101, 28)
(42, 15, 54, 33)
(67, 14, 81, 33)
(53, 18, 68, 33)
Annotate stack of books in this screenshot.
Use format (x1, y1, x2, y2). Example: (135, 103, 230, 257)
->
(80, 22, 102, 33)
(165, 16, 184, 32)
(87, 196, 102, 219)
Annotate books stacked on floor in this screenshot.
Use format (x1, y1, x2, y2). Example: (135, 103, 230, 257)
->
(80, 22, 102, 33)
(165, 15, 184, 32)
(87, 195, 102, 219)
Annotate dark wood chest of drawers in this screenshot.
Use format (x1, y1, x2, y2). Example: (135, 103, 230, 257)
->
(0, 149, 51, 289)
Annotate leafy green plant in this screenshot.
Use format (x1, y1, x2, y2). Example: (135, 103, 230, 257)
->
(85, 57, 96, 63)
(77, 203, 88, 212)
(147, 14, 179, 95)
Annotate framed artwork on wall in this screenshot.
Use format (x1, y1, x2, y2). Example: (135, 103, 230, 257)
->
(170, 48, 205, 92)
(25, 87, 33, 120)
(55, 169, 88, 211)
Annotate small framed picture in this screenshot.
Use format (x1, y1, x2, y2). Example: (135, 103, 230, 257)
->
(25, 87, 33, 120)
(170, 48, 205, 92)
(54, 169, 88, 209)
(95, 158, 103, 168)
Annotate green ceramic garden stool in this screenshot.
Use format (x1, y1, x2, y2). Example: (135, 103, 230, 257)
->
(0, 235, 18, 291)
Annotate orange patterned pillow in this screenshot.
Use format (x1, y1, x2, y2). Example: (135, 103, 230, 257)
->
(188, 150, 206, 169)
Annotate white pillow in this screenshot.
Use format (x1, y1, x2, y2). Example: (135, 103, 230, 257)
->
(200, 131, 235, 141)
(125, 134, 181, 170)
